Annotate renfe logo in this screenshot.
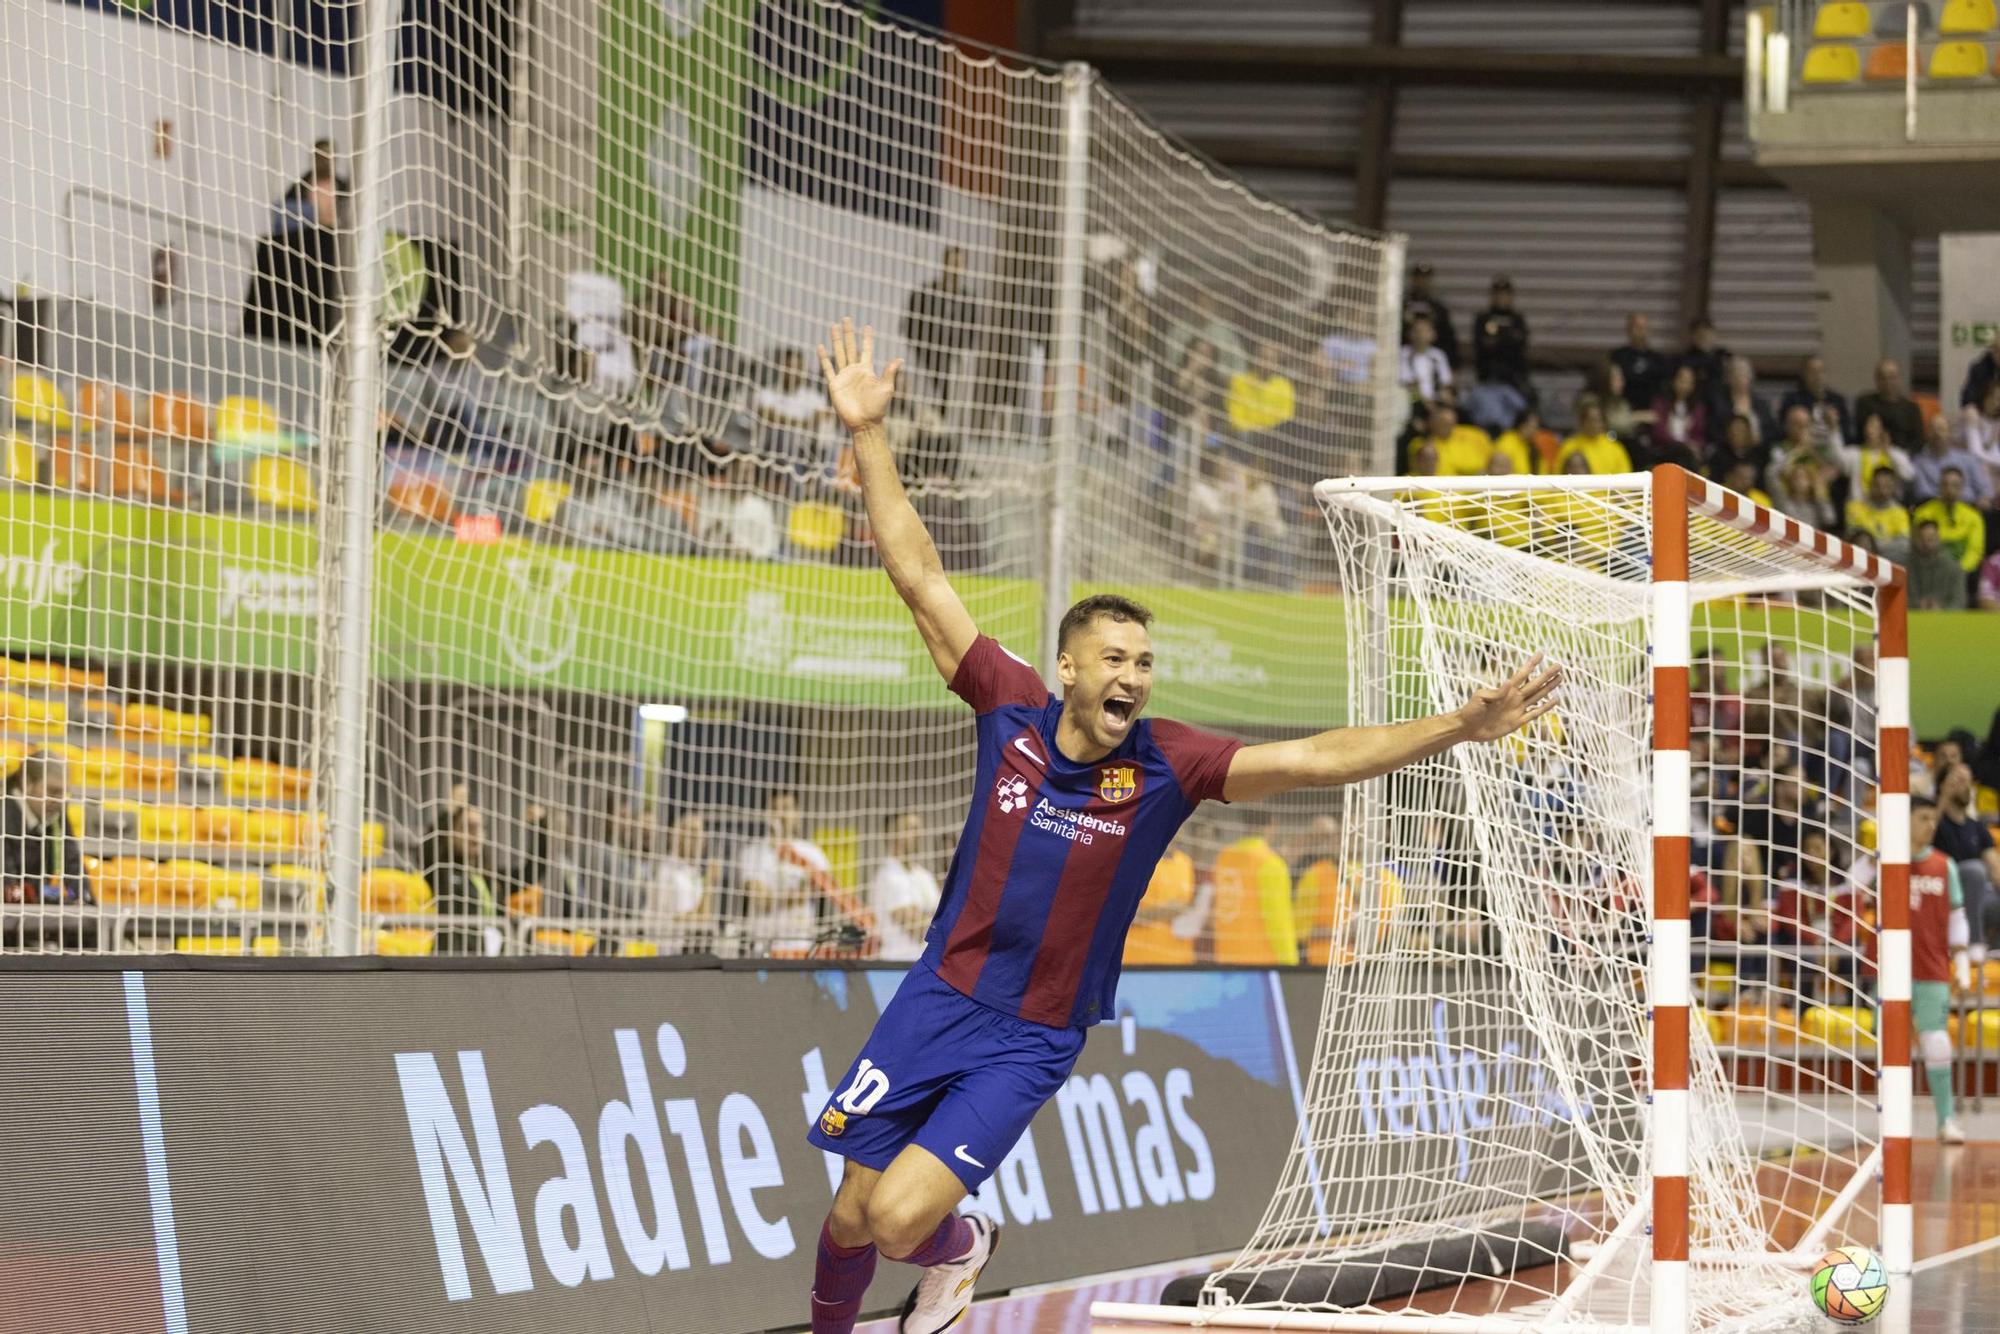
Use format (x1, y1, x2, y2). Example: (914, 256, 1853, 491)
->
(394, 1022, 794, 1301)
(1353, 1001, 1594, 1182)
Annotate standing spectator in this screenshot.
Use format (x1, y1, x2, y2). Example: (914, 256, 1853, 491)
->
(1648, 364, 1712, 465)
(1709, 354, 1775, 452)
(1960, 325, 2000, 408)
(1909, 520, 1969, 610)
(1, 750, 84, 904)
(1778, 355, 1853, 451)
(871, 811, 940, 963)
(1842, 411, 1916, 497)
(901, 245, 979, 411)
(644, 811, 717, 953)
(1556, 395, 1633, 474)
(1167, 337, 1230, 451)
(1937, 763, 2000, 959)
(1845, 466, 1913, 562)
(1913, 410, 1993, 506)
(1609, 312, 1672, 413)
(242, 163, 342, 347)
(1680, 317, 1731, 398)
(1422, 402, 1494, 477)
(1211, 812, 1297, 965)
(1401, 262, 1459, 367)
(1227, 340, 1296, 437)
(1472, 275, 1532, 399)
(738, 790, 833, 955)
(1979, 549, 2000, 609)
(1166, 289, 1248, 381)
(1123, 833, 1199, 966)
(1709, 413, 1770, 485)
(1398, 314, 1452, 414)
(1913, 467, 1987, 575)
(1854, 358, 1924, 453)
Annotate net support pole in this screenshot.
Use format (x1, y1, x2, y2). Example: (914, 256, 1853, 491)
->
(1042, 61, 1091, 682)
(325, 0, 396, 956)
(1647, 464, 1692, 1332)
(1876, 570, 1913, 1274)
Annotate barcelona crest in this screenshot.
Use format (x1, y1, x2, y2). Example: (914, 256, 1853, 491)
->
(1097, 765, 1139, 803)
(819, 1106, 848, 1138)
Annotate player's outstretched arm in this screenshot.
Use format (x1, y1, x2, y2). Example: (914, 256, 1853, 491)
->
(1221, 654, 1562, 804)
(819, 317, 977, 683)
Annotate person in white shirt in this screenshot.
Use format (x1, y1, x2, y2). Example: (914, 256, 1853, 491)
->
(646, 811, 718, 953)
(872, 811, 941, 961)
(1397, 313, 1452, 412)
(737, 790, 831, 954)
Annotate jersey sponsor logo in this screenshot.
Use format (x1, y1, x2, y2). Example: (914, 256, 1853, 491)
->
(1028, 797, 1127, 846)
(1096, 764, 1139, 804)
(1012, 736, 1045, 768)
(995, 774, 1031, 814)
(1912, 872, 1948, 900)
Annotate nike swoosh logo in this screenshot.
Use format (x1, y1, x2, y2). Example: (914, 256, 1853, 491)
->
(1011, 737, 1044, 768)
(953, 1144, 986, 1169)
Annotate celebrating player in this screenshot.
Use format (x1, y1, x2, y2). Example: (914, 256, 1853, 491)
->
(1908, 794, 1973, 1146)
(805, 319, 1562, 1334)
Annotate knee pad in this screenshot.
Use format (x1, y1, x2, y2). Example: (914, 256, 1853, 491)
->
(1920, 1028, 1953, 1069)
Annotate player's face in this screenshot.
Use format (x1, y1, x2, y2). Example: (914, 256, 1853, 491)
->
(1911, 804, 1939, 851)
(1059, 616, 1153, 750)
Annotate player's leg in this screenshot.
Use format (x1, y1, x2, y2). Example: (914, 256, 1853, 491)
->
(1912, 980, 1964, 1144)
(812, 1160, 884, 1334)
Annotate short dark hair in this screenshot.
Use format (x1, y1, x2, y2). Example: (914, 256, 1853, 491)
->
(1941, 465, 1965, 481)
(1058, 594, 1153, 652)
(1911, 792, 1938, 811)
(6, 748, 62, 795)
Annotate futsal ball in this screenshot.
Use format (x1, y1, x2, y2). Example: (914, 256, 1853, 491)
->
(1810, 1244, 1887, 1324)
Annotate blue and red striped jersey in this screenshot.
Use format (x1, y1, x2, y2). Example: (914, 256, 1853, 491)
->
(920, 635, 1242, 1028)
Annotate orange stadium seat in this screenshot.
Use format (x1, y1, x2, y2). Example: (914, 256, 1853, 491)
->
(1865, 41, 1913, 78)
(363, 869, 434, 915)
(1929, 38, 1988, 74)
(1941, 0, 1998, 33)
(76, 382, 139, 439)
(49, 440, 98, 492)
(105, 444, 170, 502)
(147, 392, 208, 442)
(387, 474, 454, 525)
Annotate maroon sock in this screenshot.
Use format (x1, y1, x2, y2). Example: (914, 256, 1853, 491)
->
(888, 1212, 974, 1268)
(810, 1220, 877, 1334)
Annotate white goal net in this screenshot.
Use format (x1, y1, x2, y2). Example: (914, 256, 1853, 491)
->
(1102, 472, 1905, 1332)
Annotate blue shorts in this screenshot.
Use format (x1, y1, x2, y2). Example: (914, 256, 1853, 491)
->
(808, 964, 1086, 1191)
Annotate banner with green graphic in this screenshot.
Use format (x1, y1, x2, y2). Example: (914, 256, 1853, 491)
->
(4, 495, 1993, 734)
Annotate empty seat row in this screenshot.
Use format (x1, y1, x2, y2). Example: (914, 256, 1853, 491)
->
(88, 800, 385, 855)
(1815, 0, 1997, 38)
(1803, 37, 2000, 80)
(12, 375, 290, 448)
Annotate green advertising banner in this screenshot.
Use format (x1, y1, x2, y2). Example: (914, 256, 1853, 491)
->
(4, 495, 1993, 735)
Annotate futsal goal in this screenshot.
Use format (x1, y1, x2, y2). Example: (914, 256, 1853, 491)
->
(1098, 466, 1912, 1332)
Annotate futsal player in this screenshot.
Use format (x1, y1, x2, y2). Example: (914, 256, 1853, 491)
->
(1908, 794, 1972, 1146)
(806, 320, 1562, 1333)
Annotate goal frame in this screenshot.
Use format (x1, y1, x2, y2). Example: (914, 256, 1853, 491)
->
(1093, 466, 1912, 1333)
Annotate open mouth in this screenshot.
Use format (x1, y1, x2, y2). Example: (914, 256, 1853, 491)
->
(1102, 697, 1135, 729)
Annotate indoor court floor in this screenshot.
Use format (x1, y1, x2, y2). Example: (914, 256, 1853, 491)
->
(858, 1130, 2000, 1333)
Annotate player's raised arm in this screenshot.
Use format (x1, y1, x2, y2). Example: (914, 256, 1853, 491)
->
(820, 318, 978, 683)
(1221, 654, 1562, 804)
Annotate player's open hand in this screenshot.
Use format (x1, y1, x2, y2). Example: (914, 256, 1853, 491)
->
(818, 318, 902, 432)
(1457, 654, 1562, 744)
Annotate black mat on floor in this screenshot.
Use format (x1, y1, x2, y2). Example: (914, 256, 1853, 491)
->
(1160, 1221, 1571, 1308)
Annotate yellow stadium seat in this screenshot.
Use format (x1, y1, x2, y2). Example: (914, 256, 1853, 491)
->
(93, 857, 166, 907)
(1803, 1005, 1876, 1046)
(264, 863, 326, 910)
(531, 927, 599, 956)
(787, 500, 845, 553)
(363, 868, 434, 915)
(523, 478, 571, 525)
(5, 434, 39, 485)
(1803, 43, 1863, 81)
(73, 748, 124, 791)
(12, 373, 72, 430)
(249, 454, 316, 512)
(134, 805, 199, 844)
(621, 940, 662, 958)
(1977, 784, 1998, 818)
(213, 396, 286, 450)
(0, 690, 68, 738)
(1951, 1009, 2000, 1047)
(179, 860, 261, 911)
(1722, 1005, 1803, 1048)
(121, 704, 212, 746)
(174, 935, 282, 957)
(1929, 38, 1988, 74)
(1941, 0, 1998, 33)
(375, 928, 437, 956)
(0, 658, 105, 690)
(1814, 2, 1873, 38)
(1866, 41, 1913, 79)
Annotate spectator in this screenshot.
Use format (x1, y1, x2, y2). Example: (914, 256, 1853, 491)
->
(1398, 314, 1452, 413)
(1680, 317, 1731, 398)
(1421, 402, 1494, 477)
(643, 811, 717, 953)
(1842, 410, 1915, 497)
(1401, 262, 1459, 367)
(1290, 814, 1402, 968)
(1098, 257, 1160, 406)
(1719, 458, 1775, 508)
(1, 749, 85, 904)
(1913, 410, 1992, 506)
(1597, 360, 1645, 442)
(1123, 832, 1199, 966)
(1956, 380, 2000, 497)
(1167, 337, 1229, 448)
(1458, 373, 1527, 438)
(1556, 395, 1634, 474)
(871, 811, 940, 962)
(1778, 355, 1853, 451)
(427, 804, 509, 956)
(270, 138, 347, 235)
(1845, 465, 1913, 562)
(1740, 763, 1814, 885)
(1610, 312, 1672, 412)
(755, 347, 832, 475)
(1494, 405, 1553, 475)
(1770, 450, 1837, 530)
(584, 799, 657, 920)
(1766, 404, 1841, 497)
(1709, 413, 1770, 486)
(1227, 340, 1296, 436)
(1913, 467, 1987, 576)
(1937, 763, 2000, 957)
(1709, 354, 1775, 455)
(902, 245, 979, 410)
(635, 268, 712, 394)
(1854, 357, 1924, 453)
(696, 457, 781, 559)
(1960, 325, 2000, 408)
(1979, 550, 2000, 610)
(1648, 363, 1712, 466)
(737, 791, 832, 954)
(1909, 520, 1969, 610)
(1166, 288, 1249, 382)
(1472, 275, 1532, 398)
(1211, 812, 1297, 965)
(242, 163, 342, 347)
